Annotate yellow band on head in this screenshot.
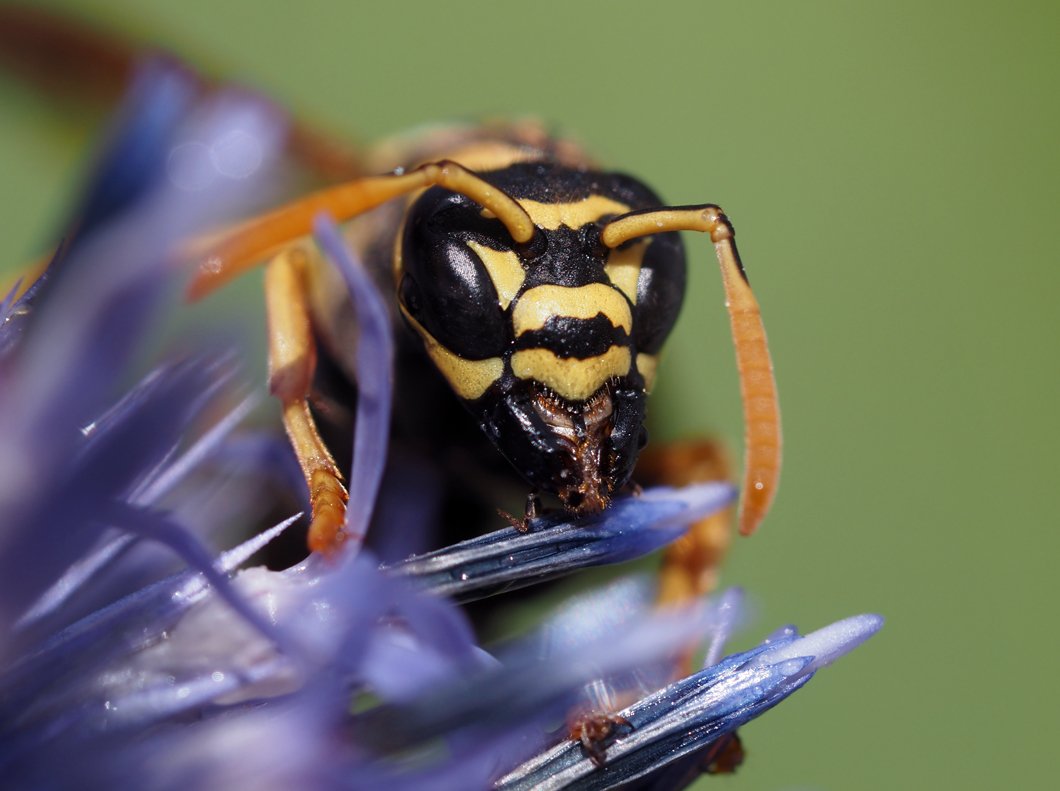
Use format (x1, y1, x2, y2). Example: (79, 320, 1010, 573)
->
(636, 353, 659, 392)
(511, 346, 631, 402)
(512, 283, 632, 337)
(605, 239, 649, 304)
(466, 240, 525, 310)
(519, 195, 631, 230)
(401, 309, 504, 400)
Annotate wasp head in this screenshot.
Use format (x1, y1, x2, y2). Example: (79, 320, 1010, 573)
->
(397, 161, 686, 515)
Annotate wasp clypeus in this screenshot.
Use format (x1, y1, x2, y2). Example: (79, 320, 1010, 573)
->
(0, 7, 781, 573)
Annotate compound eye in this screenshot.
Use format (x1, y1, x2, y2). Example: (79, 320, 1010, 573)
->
(400, 228, 511, 359)
(632, 231, 687, 354)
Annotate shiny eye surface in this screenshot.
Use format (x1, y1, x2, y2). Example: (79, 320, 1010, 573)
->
(400, 190, 512, 359)
(632, 231, 686, 354)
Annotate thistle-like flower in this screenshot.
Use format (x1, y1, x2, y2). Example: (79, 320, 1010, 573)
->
(0, 63, 882, 790)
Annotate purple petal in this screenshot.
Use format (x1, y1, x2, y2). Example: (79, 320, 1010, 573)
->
(312, 214, 394, 555)
(702, 587, 744, 668)
(754, 613, 885, 676)
(392, 482, 735, 602)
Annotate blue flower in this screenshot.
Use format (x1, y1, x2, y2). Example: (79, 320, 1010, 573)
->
(0, 62, 882, 790)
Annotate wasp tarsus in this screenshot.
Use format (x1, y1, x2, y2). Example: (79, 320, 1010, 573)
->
(570, 712, 634, 768)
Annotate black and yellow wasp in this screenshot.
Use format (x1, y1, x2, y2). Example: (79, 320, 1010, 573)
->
(1, 7, 781, 595)
(188, 121, 780, 561)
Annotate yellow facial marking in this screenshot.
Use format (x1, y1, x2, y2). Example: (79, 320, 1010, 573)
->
(401, 309, 503, 400)
(521, 195, 631, 229)
(636, 353, 659, 393)
(466, 240, 525, 310)
(511, 346, 632, 402)
(483, 195, 631, 230)
(512, 284, 632, 337)
(605, 240, 649, 304)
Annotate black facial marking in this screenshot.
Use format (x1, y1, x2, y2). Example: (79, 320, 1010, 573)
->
(520, 226, 604, 289)
(514, 315, 630, 360)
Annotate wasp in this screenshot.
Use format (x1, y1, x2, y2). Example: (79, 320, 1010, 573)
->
(0, 8, 781, 566)
(185, 120, 781, 556)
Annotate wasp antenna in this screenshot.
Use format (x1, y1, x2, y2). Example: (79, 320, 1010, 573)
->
(601, 205, 781, 536)
(421, 160, 536, 243)
(187, 160, 535, 300)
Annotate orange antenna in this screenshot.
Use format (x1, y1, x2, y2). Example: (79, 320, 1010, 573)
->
(601, 204, 781, 536)
(187, 160, 535, 300)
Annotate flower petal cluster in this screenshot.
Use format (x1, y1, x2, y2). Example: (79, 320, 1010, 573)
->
(0, 63, 882, 790)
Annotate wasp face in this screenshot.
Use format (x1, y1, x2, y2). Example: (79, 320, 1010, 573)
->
(481, 376, 647, 514)
(397, 162, 686, 515)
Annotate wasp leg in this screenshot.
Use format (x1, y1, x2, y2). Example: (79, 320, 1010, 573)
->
(525, 491, 542, 524)
(702, 732, 746, 775)
(569, 712, 633, 768)
(497, 490, 541, 533)
(636, 439, 734, 608)
(637, 441, 750, 772)
(265, 245, 348, 554)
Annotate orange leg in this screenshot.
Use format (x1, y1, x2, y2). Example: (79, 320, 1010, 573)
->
(702, 732, 745, 775)
(569, 712, 633, 768)
(636, 439, 735, 608)
(264, 245, 348, 554)
(183, 161, 535, 552)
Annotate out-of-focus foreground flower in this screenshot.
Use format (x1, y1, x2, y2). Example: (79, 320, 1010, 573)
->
(0, 65, 882, 790)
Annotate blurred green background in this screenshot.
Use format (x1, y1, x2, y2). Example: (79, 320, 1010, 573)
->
(1, 1, 1056, 788)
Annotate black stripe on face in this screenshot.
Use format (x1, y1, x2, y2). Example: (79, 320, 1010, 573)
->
(514, 314, 630, 360)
